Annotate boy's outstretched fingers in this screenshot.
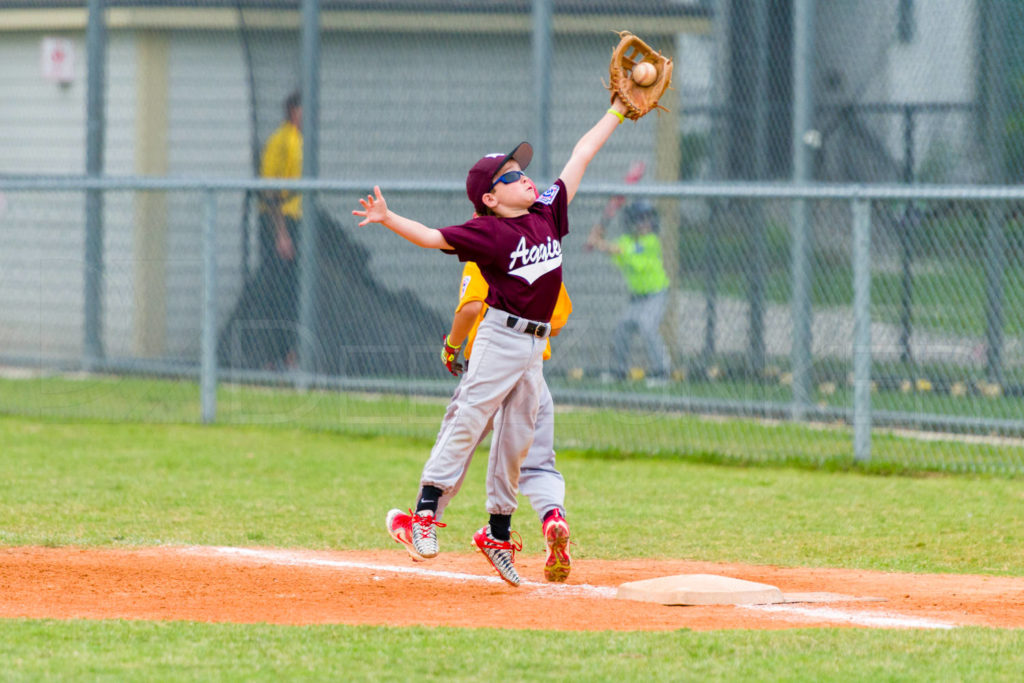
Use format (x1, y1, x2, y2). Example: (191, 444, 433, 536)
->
(353, 185, 387, 226)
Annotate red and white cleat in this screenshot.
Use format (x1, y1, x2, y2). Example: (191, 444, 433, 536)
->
(473, 526, 523, 587)
(386, 508, 445, 562)
(542, 510, 571, 582)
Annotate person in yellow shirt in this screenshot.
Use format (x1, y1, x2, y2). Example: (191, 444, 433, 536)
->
(255, 91, 303, 369)
(260, 91, 303, 262)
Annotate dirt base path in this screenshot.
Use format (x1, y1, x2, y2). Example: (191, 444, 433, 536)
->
(2, 546, 1022, 631)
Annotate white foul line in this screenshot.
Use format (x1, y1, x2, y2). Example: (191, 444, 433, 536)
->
(739, 604, 956, 630)
(183, 546, 959, 629)
(187, 545, 618, 598)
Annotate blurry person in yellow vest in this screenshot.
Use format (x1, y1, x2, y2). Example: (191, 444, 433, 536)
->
(254, 90, 303, 369)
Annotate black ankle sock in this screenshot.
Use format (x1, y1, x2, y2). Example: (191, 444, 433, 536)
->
(489, 514, 511, 540)
(416, 485, 443, 514)
(542, 508, 564, 523)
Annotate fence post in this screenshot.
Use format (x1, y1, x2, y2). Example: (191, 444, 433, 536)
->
(297, 0, 322, 390)
(201, 190, 218, 424)
(897, 104, 916, 366)
(531, 0, 552, 181)
(983, 205, 1006, 384)
(84, 0, 106, 369)
(747, 0, 771, 377)
(981, 0, 1009, 385)
(701, 208, 719, 368)
(852, 198, 872, 462)
(789, 0, 816, 420)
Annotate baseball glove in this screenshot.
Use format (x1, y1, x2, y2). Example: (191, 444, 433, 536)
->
(607, 31, 673, 120)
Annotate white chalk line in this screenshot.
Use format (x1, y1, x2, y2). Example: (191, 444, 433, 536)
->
(184, 545, 618, 598)
(739, 604, 956, 630)
(181, 546, 958, 629)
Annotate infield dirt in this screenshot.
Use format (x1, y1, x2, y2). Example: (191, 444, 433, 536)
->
(2, 546, 1023, 631)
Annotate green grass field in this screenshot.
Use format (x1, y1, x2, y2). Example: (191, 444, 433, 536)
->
(2, 377, 1024, 680)
(4, 374, 1024, 476)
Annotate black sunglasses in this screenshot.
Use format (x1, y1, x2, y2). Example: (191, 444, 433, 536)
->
(488, 170, 526, 191)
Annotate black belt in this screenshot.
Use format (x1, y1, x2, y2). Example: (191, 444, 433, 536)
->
(505, 315, 550, 338)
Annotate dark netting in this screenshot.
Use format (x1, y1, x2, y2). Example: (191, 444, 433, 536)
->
(217, 2, 445, 377)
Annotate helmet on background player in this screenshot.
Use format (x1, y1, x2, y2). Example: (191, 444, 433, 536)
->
(623, 199, 658, 233)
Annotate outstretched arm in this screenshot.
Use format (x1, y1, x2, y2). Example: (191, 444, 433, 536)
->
(559, 98, 629, 204)
(586, 221, 622, 254)
(353, 186, 453, 250)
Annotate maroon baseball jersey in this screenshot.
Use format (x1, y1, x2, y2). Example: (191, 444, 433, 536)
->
(440, 180, 568, 322)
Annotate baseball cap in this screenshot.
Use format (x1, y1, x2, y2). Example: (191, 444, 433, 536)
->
(465, 141, 533, 214)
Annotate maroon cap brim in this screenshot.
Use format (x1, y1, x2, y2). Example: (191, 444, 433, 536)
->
(466, 141, 534, 213)
(503, 141, 533, 173)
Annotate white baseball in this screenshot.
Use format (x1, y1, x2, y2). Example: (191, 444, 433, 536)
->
(632, 62, 657, 87)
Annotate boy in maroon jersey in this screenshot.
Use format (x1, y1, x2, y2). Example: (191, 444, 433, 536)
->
(354, 96, 630, 586)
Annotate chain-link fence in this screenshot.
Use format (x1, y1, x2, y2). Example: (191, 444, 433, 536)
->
(3, 1, 1024, 471)
(5, 177, 1024, 468)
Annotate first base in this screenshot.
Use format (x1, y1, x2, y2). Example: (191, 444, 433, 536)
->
(617, 574, 784, 606)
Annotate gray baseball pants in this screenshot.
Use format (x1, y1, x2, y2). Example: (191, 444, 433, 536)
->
(434, 377, 565, 523)
(420, 309, 547, 515)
